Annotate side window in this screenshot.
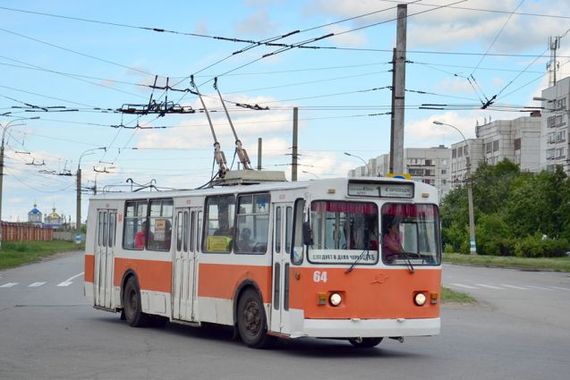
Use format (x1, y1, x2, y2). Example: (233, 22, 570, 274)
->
(203, 195, 235, 253)
(291, 198, 306, 265)
(176, 211, 183, 252)
(108, 212, 116, 247)
(285, 206, 293, 254)
(235, 193, 270, 254)
(275, 206, 282, 253)
(98, 211, 104, 247)
(148, 199, 173, 251)
(123, 200, 148, 250)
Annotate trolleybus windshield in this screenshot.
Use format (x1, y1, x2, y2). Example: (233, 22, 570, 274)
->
(308, 200, 379, 265)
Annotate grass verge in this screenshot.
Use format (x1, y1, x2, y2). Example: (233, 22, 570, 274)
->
(441, 286, 476, 304)
(0, 241, 84, 270)
(443, 253, 570, 273)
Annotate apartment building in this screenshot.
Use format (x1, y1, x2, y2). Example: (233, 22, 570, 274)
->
(449, 114, 541, 188)
(539, 76, 570, 172)
(348, 146, 451, 198)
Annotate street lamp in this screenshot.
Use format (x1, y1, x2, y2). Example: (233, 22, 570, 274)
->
(433, 120, 477, 255)
(0, 116, 40, 248)
(344, 152, 368, 176)
(76, 147, 106, 231)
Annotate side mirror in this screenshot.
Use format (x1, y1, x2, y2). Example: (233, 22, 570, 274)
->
(302, 221, 313, 246)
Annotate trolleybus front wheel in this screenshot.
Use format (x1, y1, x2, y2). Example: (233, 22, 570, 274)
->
(237, 288, 274, 348)
(348, 337, 383, 348)
(123, 276, 150, 327)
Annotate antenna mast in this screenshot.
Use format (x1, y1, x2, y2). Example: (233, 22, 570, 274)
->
(191, 75, 228, 179)
(213, 77, 252, 170)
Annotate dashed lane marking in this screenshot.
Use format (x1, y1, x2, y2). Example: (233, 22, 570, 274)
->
(0, 282, 19, 288)
(475, 283, 503, 290)
(500, 284, 528, 290)
(28, 282, 47, 288)
(57, 272, 84, 287)
(450, 283, 478, 289)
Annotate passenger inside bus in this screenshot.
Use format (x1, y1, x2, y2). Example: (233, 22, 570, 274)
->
(383, 219, 403, 261)
(134, 221, 148, 249)
(237, 227, 254, 251)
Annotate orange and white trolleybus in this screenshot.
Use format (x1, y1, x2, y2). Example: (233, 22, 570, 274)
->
(84, 176, 442, 348)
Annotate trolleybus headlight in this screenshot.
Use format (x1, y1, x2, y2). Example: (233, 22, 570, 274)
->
(414, 292, 427, 306)
(329, 292, 342, 306)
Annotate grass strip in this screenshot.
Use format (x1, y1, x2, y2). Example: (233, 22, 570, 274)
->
(441, 286, 476, 304)
(444, 253, 570, 273)
(0, 241, 83, 270)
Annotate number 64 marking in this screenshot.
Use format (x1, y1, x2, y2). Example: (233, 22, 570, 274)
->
(313, 271, 328, 283)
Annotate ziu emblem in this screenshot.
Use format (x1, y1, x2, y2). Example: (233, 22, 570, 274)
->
(371, 274, 389, 285)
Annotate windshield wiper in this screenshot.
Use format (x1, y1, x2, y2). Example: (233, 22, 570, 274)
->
(399, 250, 415, 274)
(345, 248, 369, 274)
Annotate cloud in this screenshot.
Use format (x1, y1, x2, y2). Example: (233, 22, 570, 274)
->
(235, 9, 277, 36)
(307, 0, 570, 51)
(325, 25, 367, 47)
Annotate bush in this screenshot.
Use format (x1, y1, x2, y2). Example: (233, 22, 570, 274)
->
(475, 213, 514, 256)
(514, 235, 570, 258)
(542, 238, 570, 257)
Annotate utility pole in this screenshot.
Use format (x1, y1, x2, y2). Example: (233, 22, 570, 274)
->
(257, 138, 262, 170)
(76, 147, 105, 232)
(292, 107, 298, 181)
(389, 48, 396, 173)
(392, 4, 407, 174)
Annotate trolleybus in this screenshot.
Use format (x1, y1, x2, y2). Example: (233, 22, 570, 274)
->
(84, 176, 442, 348)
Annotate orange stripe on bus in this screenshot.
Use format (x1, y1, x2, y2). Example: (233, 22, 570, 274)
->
(289, 267, 441, 319)
(84, 254, 94, 283)
(198, 263, 272, 303)
(114, 257, 172, 293)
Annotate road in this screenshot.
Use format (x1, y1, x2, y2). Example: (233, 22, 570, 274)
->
(1, 253, 569, 379)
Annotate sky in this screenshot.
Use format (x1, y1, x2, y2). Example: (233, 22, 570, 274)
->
(0, 0, 569, 222)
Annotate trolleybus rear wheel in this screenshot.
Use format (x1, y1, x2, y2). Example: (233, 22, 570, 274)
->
(237, 288, 274, 348)
(123, 277, 150, 327)
(348, 337, 383, 348)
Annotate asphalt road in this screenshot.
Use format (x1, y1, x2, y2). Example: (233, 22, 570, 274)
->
(1, 252, 569, 380)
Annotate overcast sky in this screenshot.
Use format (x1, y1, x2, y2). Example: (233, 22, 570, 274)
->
(0, 0, 569, 222)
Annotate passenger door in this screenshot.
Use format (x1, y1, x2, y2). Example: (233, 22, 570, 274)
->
(172, 208, 200, 321)
(94, 209, 117, 309)
(270, 203, 294, 333)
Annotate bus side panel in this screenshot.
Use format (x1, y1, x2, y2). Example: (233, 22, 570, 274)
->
(197, 263, 272, 325)
(84, 253, 95, 304)
(113, 257, 172, 317)
(289, 267, 441, 319)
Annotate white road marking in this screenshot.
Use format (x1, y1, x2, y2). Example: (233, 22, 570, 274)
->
(57, 272, 84, 287)
(475, 283, 503, 290)
(501, 284, 527, 290)
(450, 283, 478, 289)
(0, 282, 19, 288)
(28, 282, 46, 288)
(551, 286, 570, 291)
(525, 285, 553, 291)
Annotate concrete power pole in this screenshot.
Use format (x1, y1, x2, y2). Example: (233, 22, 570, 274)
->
(391, 4, 407, 174)
(257, 137, 262, 170)
(291, 107, 298, 182)
(76, 168, 81, 231)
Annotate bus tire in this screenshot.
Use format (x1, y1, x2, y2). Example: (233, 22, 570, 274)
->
(348, 337, 383, 348)
(237, 288, 274, 348)
(123, 276, 150, 327)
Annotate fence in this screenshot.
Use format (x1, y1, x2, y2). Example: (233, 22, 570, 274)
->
(1, 222, 53, 241)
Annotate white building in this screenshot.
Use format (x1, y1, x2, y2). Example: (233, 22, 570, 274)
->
(450, 114, 541, 188)
(539, 76, 569, 172)
(348, 146, 451, 198)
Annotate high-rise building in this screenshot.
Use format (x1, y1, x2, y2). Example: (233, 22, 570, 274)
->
(539, 76, 570, 172)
